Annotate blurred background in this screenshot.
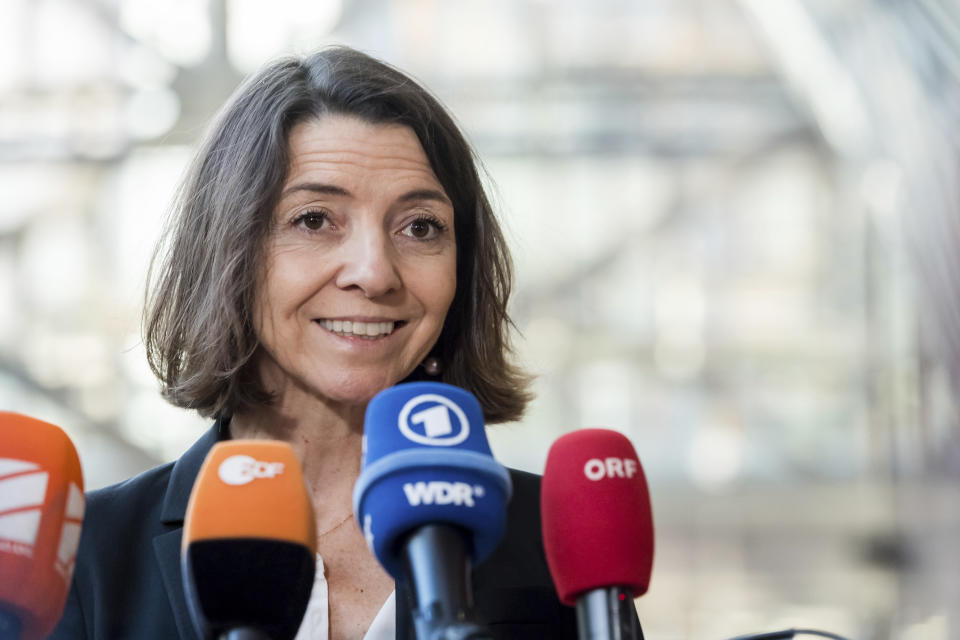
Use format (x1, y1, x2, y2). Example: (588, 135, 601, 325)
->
(2, 0, 959, 637)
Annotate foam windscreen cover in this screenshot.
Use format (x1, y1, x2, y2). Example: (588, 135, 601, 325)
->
(353, 382, 512, 580)
(0, 412, 84, 640)
(182, 440, 317, 640)
(541, 429, 653, 605)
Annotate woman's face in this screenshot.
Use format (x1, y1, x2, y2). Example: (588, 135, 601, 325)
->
(253, 115, 457, 410)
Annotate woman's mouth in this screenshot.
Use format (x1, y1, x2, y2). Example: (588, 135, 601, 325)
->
(316, 319, 404, 338)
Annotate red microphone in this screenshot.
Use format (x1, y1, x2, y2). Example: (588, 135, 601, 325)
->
(541, 428, 653, 640)
(0, 413, 84, 640)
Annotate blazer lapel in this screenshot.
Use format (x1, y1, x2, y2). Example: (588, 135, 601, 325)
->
(154, 528, 197, 639)
(152, 421, 226, 640)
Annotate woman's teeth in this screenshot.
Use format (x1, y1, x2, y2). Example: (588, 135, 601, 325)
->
(318, 319, 396, 337)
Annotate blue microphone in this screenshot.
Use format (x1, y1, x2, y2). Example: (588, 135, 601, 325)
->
(353, 382, 512, 639)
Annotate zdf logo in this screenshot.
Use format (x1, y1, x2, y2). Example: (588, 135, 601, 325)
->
(584, 457, 638, 481)
(398, 394, 470, 446)
(218, 455, 285, 486)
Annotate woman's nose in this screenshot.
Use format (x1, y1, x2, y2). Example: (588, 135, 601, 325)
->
(334, 227, 402, 298)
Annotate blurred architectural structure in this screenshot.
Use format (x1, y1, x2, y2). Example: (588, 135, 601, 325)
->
(1, 0, 958, 638)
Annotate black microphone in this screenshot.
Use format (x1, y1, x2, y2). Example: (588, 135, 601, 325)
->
(353, 382, 513, 640)
(181, 441, 316, 640)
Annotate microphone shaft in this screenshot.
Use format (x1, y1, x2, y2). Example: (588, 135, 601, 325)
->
(401, 524, 490, 639)
(576, 586, 640, 640)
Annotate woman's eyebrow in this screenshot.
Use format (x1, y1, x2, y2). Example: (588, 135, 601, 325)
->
(396, 188, 452, 207)
(280, 184, 451, 207)
(281, 182, 352, 199)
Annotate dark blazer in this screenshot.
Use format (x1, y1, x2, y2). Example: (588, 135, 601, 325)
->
(49, 422, 579, 639)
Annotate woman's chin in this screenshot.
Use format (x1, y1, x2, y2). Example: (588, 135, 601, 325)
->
(311, 374, 405, 409)
(261, 363, 418, 415)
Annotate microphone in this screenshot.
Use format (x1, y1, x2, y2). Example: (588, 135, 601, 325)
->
(181, 440, 317, 640)
(541, 429, 654, 640)
(0, 412, 84, 640)
(353, 382, 512, 640)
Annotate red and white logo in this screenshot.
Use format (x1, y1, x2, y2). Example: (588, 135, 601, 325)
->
(583, 457, 638, 481)
(0, 458, 48, 557)
(0, 458, 84, 584)
(56, 482, 85, 581)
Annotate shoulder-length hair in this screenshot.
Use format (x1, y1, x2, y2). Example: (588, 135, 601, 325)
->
(144, 46, 531, 423)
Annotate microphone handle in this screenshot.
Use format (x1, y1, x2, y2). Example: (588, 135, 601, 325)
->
(400, 524, 492, 640)
(576, 586, 640, 640)
(220, 628, 272, 640)
(0, 606, 21, 640)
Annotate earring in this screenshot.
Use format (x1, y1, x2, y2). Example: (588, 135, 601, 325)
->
(423, 356, 442, 376)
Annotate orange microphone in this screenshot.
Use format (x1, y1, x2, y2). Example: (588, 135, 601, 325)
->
(182, 440, 317, 640)
(0, 413, 84, 640)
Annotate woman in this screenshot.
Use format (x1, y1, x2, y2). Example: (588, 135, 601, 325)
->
(51, 47, 578, 639)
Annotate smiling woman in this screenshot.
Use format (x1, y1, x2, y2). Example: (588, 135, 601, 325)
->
(143, 48, 529, 425)
(255, 116, 458, 412)
(49, 46, 581, 640)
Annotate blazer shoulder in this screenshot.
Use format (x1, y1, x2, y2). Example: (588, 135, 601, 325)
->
(479, 467, 549, 583)
(507, 467, 541, 494)
(86, 462, 174, 518)
(79, 462, 175, 555)
(472, 468, 578, 637)
(505, 468, 544, 519)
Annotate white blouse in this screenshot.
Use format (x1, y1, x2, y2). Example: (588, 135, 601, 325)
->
(294, 555, 396, 640)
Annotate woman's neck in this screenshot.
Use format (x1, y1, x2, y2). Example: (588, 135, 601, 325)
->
(228, 393, 366, 524)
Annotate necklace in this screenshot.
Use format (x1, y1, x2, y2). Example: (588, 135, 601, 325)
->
(317, 512, 354, 538)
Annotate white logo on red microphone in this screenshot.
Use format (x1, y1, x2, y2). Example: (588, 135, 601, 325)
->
(218, 455, 285, 485)
(55, 482, 84, 582)
(0, 459, 48, 556)
(0, 458, 84, 583)
(584, 457, 638, 481)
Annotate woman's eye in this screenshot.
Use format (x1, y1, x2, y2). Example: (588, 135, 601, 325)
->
(402, 217, 444, 240)
(296, 211, 327, 231)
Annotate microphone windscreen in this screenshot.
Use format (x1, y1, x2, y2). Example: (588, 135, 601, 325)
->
(541, 429, 653, 605)
(0, 412, 84, 640)
(353, 382, 512, 580)
(182, 440, 316, 640)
